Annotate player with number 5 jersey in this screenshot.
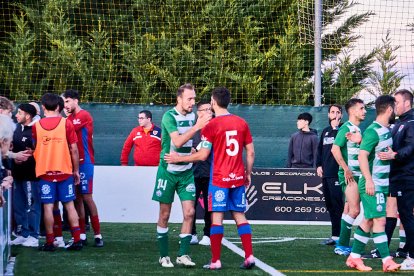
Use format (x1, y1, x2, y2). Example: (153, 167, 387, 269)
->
(164, 87, 256, 270)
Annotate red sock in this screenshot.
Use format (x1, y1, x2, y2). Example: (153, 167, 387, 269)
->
(90, 215, 101, 235)
(53, 210, 63, 237)
(210, 224, 224, 262)
(46, 233, 54, 245)
(71, 227, 81, 243)
(237, 223, 253, 258)
(79, 218, 86, 234)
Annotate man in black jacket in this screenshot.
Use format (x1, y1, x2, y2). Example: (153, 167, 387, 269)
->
(287, 112, 318, 168)
(378, 89, 414, 270)
(316, 104, 343, 245)
(10, 104, 41, 247)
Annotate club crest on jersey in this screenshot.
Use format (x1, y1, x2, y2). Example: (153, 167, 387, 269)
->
(398, 125, 404, 133)
(156, 190, 162, 197)
(376, 205, 383, 212)
(153, 130, 158, 135)
(214, 190, 225, 202)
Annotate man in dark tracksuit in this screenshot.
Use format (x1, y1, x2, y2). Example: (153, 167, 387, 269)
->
(10, 104, 41, 247)
(378, 89, 414, 270)
(316, 104, 344, 245)
(190, 101, 212, 246)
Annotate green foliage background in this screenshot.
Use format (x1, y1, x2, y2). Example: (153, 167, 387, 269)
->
(0, 0, 379, 105)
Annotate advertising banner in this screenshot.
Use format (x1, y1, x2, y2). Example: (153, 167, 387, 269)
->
(195, 168, 330, 222)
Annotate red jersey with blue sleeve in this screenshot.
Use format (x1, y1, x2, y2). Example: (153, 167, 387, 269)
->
(68, 109, 95, 164)
(201, 114, 253, 188)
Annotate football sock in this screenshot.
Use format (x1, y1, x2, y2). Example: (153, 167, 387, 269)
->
(237, 223, 253, 258)
(46, 233, 54, 245)
(350, 226, 370, 256)
(157, 226, 169, 257)
(210, 224, 224, 262)
(71, 226, 81, 243)
(79, 218, 86, 234)
(385, 217, 397, 245)
(338, 214, 354, 247)
(91, 215, 101, 235)
(178, 234, 191, 256)
(53, 209, 63, 237)
(373, 232, 390, 259)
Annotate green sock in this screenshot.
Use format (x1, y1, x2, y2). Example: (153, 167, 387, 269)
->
(351, 227, 370, 255)
(178, 234, 191, 256)
(157, 229, 169, 257)
(373, 232, 390, 258)
(338, 215, 354, 246)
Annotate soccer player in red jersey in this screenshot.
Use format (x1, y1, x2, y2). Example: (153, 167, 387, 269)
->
(32, 93, 82, 251)
(165, 87, 256, 270)
(63, 89, 103, 247)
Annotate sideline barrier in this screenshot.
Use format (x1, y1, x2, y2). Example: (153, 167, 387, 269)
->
(1, 190, 11, 275)
(94, 166, 330, 224)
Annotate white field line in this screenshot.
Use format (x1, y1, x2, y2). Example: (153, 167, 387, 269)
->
(222, 238, 285, 276)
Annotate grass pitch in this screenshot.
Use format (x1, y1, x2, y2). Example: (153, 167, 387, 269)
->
(11, 223, 409, 275)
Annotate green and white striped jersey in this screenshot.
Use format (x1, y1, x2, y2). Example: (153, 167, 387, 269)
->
(359, 121, 392, 193)
(334, 121, 362, 176)
(159, 107, 195, 173)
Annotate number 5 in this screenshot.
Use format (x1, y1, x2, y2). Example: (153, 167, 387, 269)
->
(226, 130, 239, 156)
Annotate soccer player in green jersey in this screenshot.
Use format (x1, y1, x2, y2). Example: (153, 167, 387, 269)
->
(152, 83, 211, 268)
(331, 98, 366, 256)
(346, 95, 401, 272)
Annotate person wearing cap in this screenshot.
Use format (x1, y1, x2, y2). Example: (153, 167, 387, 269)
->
(120, 110, 162, 166)
(29, 101, 41, 125)
(10, 103, 41, 247)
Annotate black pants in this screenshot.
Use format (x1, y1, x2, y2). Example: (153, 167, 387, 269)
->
(397, 189, 414, 257)
(322, 177, 344, 237)
(192, 177, 211, 237)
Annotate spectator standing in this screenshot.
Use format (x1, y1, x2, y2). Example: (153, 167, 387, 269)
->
(287, 112, 318, 168)
(120, 110, 161, 166)
(10, 104, 41, 247)
(0, 114, 15, 207)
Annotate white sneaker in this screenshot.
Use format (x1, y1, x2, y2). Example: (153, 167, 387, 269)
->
(401, 257, 414, 270)
(22, 236, 39, 247)
(190, 234, 199, 245)
(159, 256, 174, 268)
(176, 255, 196, 267)
(198, 236, 210, 246)
(11, 236, 28, 245)
(53, 237, 65, 248)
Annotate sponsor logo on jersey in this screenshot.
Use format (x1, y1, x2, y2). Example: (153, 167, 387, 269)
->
(214, 190, 225, 202)
(222, 172, 243, 182)
(42, 184, 51, 195)
(323, 137, 335, 145)
(186, 183, 196, 193)
(72, 119, 81, 125)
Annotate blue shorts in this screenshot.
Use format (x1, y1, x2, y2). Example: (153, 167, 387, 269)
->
(39, 177, 76, 204)
(78, 163, 94, 194)
(208, 184, 246, 212)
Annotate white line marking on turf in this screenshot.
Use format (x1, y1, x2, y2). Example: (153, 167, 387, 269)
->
(222, 238, 285, 276)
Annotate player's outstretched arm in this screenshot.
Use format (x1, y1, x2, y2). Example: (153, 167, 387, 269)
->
(164, 148, 210, 163)
(169, 113, 211, 148)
